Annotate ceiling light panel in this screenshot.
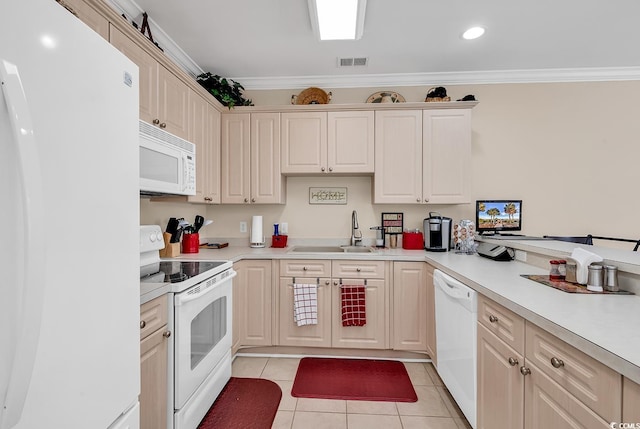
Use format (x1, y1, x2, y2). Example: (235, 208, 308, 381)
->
(462, 26, 486, 40)
(309, 0, 367, 40)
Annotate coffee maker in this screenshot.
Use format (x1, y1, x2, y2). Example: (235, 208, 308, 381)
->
(423, 212, 452, 252)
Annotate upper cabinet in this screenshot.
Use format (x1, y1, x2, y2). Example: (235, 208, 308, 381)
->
(188, 91, 220, 204)
(109, 25, 190, 140)
(281, 111, 374, 174)
(374, 107, 472, 204)
(423, 109, 471, 204)
(328, 111, 375, 173)
(281, 112, 327, 174)
(374, 110, 423, 204)
(221, 113, 285, 204)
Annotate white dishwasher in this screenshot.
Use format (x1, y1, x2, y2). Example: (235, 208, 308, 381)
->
(433, 269, 477, 429)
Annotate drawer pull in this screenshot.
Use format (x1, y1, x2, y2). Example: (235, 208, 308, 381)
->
(163, 330, 172, 338)
(508, 357, 519, 366)
(356, 268, 361, 272)
(550, 357, 565, 368)
(303, 267, 307, 271)
(489, 315, 499, 323)
(520, 366, 531, 376)
(140, 320, 146, 329)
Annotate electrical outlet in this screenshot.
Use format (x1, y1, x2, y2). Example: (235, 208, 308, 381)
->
(240, 221, 247, 233)
(281, 222, 288, 234)
(515, 250, 527, 262)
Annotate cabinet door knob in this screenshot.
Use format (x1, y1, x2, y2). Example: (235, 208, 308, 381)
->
(321, 167, 326, 172)
(508, 357, 519, 366)
(244, 198, 249, 203)
(550, 357, 565, 368)
(489, 315, 499, 323)
(424, 198, 429, 203)
(204, 197, 212, 202)
(140, 320, 146, 329)
(325, 280, 330, 285)
(163, 330, 172, 338)
(251, 198, 256, 203)
(520, 366, 531, 376)
(328, 167, 333, 172)
(416, 198, 421, 203)
(159, 122, 167, 129)
(333, 280, 338, 286)
(152, 119, 160, 125)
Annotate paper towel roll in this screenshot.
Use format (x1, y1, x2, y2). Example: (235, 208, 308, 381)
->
(250, 215, 264, 247)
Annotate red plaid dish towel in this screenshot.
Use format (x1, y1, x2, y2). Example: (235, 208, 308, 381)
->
(341, 285, 366, 327)
(294, 284, 318, 326)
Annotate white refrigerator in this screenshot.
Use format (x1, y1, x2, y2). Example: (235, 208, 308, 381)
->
(0, 0, 141, 428)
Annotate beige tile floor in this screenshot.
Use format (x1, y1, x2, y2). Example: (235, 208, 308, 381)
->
(232, 356, 472, 429)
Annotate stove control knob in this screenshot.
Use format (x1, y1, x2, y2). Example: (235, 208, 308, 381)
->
(149, 233, 156, 242)
(156, 232, 163, 242)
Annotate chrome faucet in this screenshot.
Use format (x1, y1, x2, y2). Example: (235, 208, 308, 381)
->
(351, 210, 362, 246)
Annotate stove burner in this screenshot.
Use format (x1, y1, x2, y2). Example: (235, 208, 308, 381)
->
(140, 260, 227, 284)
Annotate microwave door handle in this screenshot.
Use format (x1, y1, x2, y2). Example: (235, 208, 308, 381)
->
(0, 59, 46, 429)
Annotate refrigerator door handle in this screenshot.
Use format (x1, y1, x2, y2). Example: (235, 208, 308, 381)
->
(0, 59, 46, 429)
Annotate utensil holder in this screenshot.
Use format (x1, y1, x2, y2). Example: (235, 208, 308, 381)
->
(159, 232, 180, 258)
(181, 233, 200, 254)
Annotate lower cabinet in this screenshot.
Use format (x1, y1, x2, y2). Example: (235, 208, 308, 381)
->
(392, 262, 427, 351)
(477, 295, 620, 429)
(139, 295, 170, 429)
(623, 377, 640, 421)
(233, 260, 273, 353)
(425, 263, 437, 364)
(278, 260, 388, 349)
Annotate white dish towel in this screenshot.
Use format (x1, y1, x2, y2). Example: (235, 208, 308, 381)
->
(293, 283, 318, 326)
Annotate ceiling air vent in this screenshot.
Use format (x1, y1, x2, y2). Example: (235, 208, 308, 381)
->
(338, 57, 368, 67)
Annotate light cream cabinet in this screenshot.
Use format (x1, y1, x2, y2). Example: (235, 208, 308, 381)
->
(623, 377, 640, 422)
(392, 261, 428, 351)
(425, 264, 437, 365)
(477, 295, 620, 429)
(188, 91, 220, 204)
(221, 113, 285, 204)
(281, 112, 327, 174)
(233, 260, 273, 352)
(110, 25, 189, 140)
(374, 110, 423, 204)
(422, 109, 471, 204)
(374, 109, 472, 204)
(139, 296, 169, 429)
(278, 260, 388, 349)
(57, 0, 109, 40)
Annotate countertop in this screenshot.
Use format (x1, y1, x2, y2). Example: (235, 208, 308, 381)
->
(145, 239, 640, 383)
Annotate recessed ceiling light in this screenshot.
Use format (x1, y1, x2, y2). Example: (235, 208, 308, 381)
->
(462, 26, 485, 40)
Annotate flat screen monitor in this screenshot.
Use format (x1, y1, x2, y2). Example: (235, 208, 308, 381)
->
(476, 200, 522, 235)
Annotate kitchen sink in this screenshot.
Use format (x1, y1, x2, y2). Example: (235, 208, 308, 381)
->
(289, 245, 377, 254)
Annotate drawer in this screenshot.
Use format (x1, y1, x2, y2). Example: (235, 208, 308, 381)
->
(478, 294, 525, 354)
(140, 295, 168, 340)
(280, 259, 331, 277)
(525, 323, 621, 423)
(332, 260, 385, 279)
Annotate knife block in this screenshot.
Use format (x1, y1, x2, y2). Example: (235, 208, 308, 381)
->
(159, 232, 180, 258)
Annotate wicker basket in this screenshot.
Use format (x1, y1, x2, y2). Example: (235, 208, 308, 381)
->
(291, 87, 332, 105)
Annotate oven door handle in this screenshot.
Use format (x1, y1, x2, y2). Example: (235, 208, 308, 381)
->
(174, 270, 236, 306)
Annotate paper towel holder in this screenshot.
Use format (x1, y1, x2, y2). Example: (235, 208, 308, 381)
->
(250, 215, 266, 248)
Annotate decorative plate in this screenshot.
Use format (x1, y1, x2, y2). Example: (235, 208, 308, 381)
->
(366, 91, 406, 103)
(292, 87, 331, 105)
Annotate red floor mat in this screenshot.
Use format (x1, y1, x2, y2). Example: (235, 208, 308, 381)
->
(291, 357, 417, 402)
(197, 377, 282, 429)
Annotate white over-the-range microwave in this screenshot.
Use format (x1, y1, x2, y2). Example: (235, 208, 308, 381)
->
(139, 120, 196, 196)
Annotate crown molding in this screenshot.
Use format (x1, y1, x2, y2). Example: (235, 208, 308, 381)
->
(235, 67, 640, 90)
(102, 0, 640, 90)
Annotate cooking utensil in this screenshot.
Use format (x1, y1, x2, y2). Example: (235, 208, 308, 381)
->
(166, 218, 179, 243)
(194, 215, 204, 233)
